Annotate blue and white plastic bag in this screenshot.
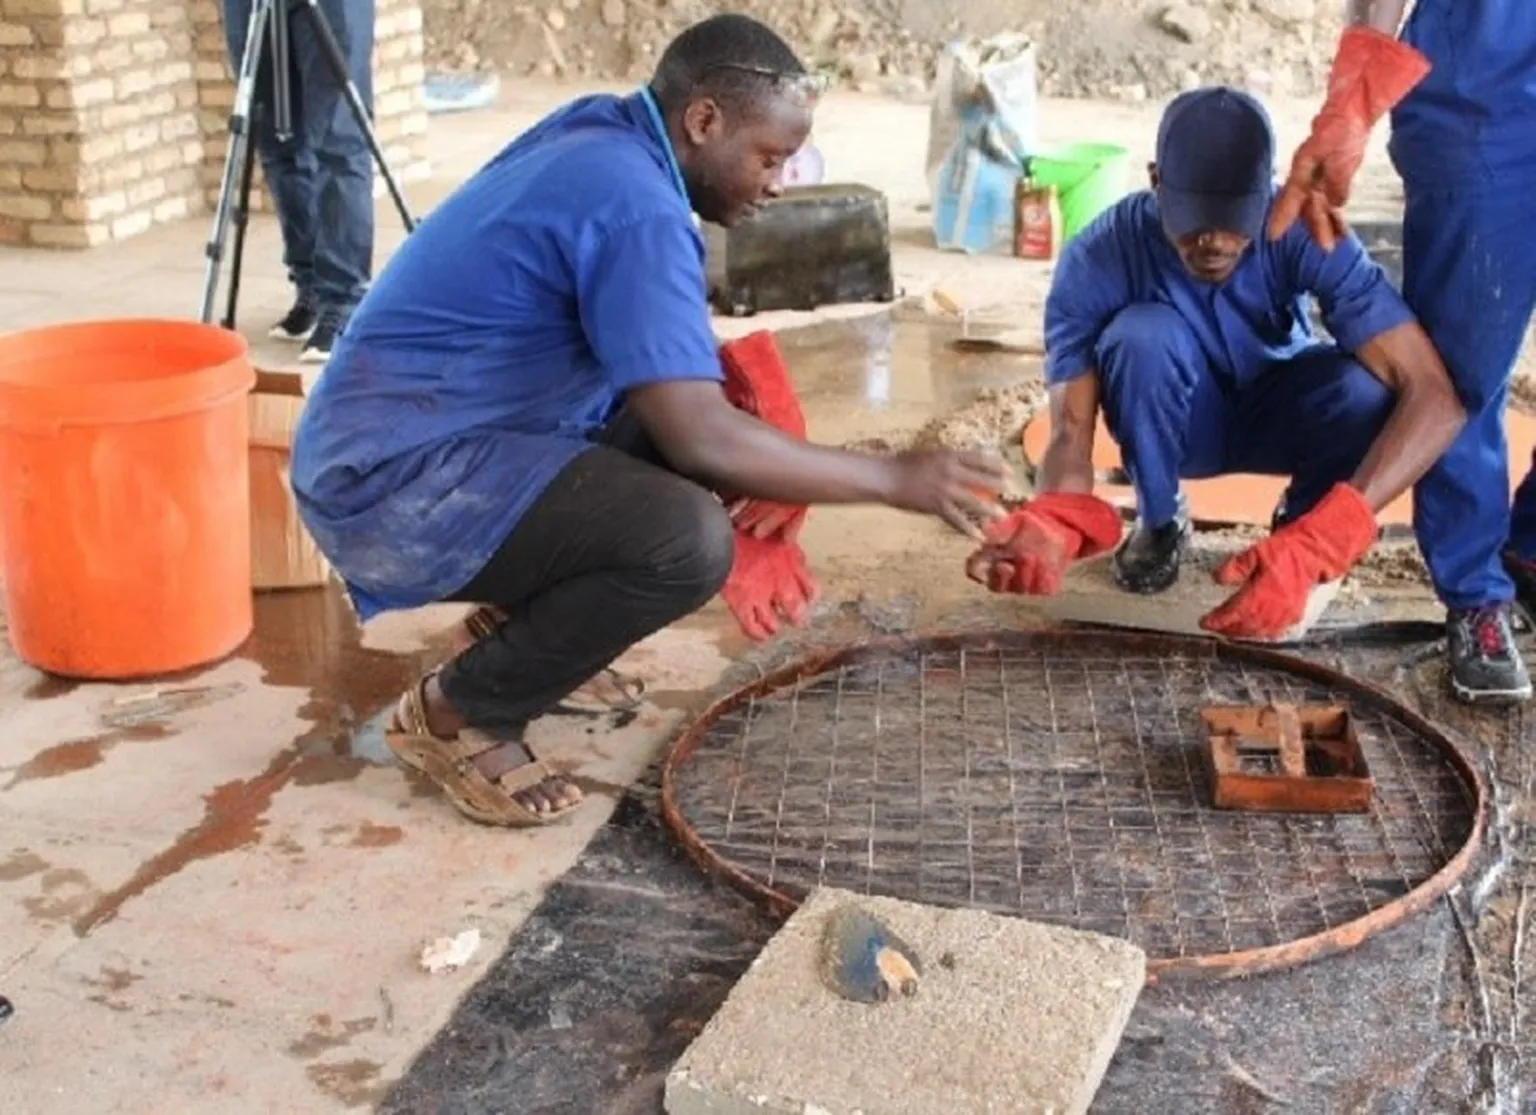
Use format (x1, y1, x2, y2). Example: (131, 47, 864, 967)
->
(928, 35, 1040, 255)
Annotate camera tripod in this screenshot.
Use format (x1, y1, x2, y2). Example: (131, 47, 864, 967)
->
(198, 0, 417, 328)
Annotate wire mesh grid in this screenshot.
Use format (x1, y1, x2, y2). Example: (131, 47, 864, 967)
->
(667, 638, 1480, 962)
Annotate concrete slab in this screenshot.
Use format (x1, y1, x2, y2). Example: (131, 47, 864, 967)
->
(665, 886, 1146, 1115)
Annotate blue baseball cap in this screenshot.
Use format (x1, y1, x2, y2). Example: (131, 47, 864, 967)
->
(1155, 86, 1275, 241)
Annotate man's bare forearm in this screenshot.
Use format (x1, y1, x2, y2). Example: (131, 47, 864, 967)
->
(1347, 323, 1467, 512)
(1347, 380, 1463, 512)
(1037, 376, 1100, 495)
(1038, 437, 1096, 494)
(1345, 0, 1409, 34)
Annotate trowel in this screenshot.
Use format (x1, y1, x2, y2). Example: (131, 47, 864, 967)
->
(930, 288, 1046, 356)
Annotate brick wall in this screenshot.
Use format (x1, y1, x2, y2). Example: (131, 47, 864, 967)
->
(0, 0, 427, 248)
(0, 0, 74, 245)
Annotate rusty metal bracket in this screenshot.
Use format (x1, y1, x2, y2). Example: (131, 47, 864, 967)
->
(1201, 703, 1374, 815)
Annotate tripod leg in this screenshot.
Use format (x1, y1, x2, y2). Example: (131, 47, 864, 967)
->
(295, 0, 416, 231)
(199, 0, 273, 324)
(223, 99, 264, 330)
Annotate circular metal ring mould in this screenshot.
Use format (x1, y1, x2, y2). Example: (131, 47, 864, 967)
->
(660, 630, 1486, 982)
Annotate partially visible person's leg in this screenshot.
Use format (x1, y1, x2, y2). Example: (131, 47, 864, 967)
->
(1400, 176, 1536, 702)
(1226, 347, 1394, 522)
(220, 0, 320, 340)
(1094, 303, 1228, 593)
(388, 439, 734, 825)
(290, 0, 376, 362)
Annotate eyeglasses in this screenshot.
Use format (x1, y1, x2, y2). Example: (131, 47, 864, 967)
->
(698, 62, 830, 103)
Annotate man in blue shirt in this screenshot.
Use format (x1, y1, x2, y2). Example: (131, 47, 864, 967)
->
(966, 87, 1463, 641)
(1270, 1, 1536, 703)
(290, 15, 1005, 828)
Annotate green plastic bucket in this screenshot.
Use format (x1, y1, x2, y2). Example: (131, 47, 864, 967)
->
(1028, 143, 1131, 241)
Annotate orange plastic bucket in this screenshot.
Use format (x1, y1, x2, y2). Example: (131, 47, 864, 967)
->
(0, 319, 256, 679)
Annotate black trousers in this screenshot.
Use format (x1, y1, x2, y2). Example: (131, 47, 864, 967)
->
(438, 412, 734, 732)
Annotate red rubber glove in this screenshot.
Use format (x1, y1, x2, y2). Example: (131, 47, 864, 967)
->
(718, 331, 808, 539)
(1200, 483, 1378, 640)
(964, 493, 1123, 596)
(719, 330, 806, 435)
(721, 533, 819, 642)
(1268, 26, 1430, 250)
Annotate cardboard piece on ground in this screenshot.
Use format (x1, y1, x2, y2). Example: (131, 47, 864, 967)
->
(665, 886, 1146, 1115)
(1021, 411, 1536, 528)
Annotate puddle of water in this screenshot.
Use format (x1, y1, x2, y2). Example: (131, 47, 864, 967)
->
(774, 315, 1039, 446)
(348, 705, 397, 766)
(71, 587, 438, 935)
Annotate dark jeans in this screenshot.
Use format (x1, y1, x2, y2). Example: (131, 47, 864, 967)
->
(438, 413, 735, 733)
(222, 0, 376, 311)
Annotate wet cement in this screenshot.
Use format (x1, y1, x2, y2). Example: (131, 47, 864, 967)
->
(381, 633, 1536, 1115)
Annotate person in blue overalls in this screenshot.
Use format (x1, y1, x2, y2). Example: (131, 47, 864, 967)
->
(1269, 1, 1536, 703)
(965, 87, 1464, 643)
(288, 15, 1007, 828)
(221, 0, 375, 364)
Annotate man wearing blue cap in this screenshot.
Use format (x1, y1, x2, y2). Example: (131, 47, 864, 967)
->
(967, 86, 1464, 642)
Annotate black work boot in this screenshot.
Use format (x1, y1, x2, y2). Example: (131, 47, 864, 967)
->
(1446, 602, 1532, 704)
(1112, 497, 1191, 595)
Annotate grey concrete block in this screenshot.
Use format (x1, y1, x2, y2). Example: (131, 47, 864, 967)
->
(665, 886, 1146, 1115)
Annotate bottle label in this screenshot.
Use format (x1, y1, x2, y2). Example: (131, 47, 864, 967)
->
(1014, 182, 1059, 260)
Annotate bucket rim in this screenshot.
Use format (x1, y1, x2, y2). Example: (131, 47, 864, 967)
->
(1031, 142, 1132, 164)
(0, 317, 255, 432)
(0, 317, 250, 366)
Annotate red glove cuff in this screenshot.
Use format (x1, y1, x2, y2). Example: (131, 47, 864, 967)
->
(1289, 482, 1378, 580)
(1327, 26, 1431, 125)
(719, 331, 807, 439)
(985, 492, 1123, 562)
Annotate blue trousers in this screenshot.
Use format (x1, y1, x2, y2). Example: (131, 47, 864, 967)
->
(1095, 304, 1394, 530)
(1396, 174, 1536, 610)
(223, 0, 376, 311)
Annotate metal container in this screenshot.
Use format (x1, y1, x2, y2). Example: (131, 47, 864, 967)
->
(704, 184, 896, 317)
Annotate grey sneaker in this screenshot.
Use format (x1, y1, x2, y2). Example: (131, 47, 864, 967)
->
(1446, 603, 1532, 704)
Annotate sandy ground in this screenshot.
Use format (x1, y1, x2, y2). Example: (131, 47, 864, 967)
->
(0, 80, 1493, 1112)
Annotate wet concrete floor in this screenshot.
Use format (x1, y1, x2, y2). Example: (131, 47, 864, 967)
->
(0, 312, 1044, 1114)
(0, 306, 1481, 1114)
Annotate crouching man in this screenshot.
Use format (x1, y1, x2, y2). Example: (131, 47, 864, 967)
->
(966, 86, 1463, 639)
(289, 15, 1007, 829)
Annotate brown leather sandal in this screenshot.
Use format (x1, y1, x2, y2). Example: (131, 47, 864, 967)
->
(460, 606, 647, 715)
(384, 675, 583, 827)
